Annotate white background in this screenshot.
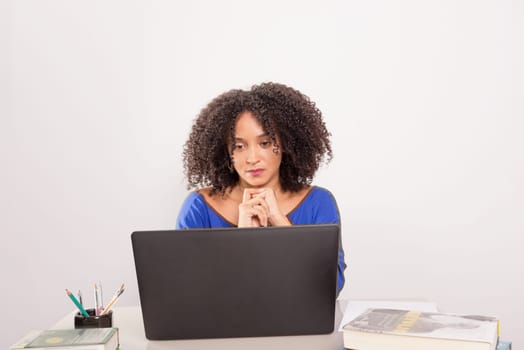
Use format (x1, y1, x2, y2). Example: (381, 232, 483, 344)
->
(2, 0, 523, 348)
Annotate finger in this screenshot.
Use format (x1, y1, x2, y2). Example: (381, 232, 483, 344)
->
(242, 203, 268, 227)
(242, 189, 252, 203)
(239, 200, 268, 218)
(247, 197, 269, 215)
(250, 189, 267, 198)
(256, 200, 270, 214)
(252, 190, 275, 210)
(252, 206, 268, 227)
(238, 205, 259, 227)
(243, 188, 266, 202)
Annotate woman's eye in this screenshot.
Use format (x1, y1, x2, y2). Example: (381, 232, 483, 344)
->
(234, 144, 244, 151)
(260, 141, 272, 148)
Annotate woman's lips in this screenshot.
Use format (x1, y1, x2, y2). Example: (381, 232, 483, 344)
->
(247, 169, 264, 176)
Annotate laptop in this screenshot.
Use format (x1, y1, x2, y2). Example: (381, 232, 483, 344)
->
(131, 224, 340, 340)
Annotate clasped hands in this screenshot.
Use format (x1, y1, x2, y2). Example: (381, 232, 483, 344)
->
(237, 188, 290, 227)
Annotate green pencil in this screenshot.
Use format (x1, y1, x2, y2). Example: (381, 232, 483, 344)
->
(66, 288, 89, 317)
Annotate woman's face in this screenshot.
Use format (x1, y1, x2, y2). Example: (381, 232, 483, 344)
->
(231, 111, 282, 189)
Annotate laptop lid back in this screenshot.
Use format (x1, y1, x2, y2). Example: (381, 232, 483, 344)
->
(131, 224, 339, 340)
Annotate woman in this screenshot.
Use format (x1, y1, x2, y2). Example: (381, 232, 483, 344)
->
(177, 82, 346, 293)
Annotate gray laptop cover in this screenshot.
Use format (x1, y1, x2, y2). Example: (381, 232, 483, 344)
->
(131, 224, 339, 340)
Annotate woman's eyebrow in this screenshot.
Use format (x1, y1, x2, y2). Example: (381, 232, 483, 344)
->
(234, 133, 270, 140)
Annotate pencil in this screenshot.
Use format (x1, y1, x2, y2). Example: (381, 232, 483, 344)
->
(66, 289, 89, 317)
(100, 283, 125, 316)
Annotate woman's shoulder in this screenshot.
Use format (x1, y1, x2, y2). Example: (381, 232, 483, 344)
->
(183, 187, 229, 206)
(288, 186, 336, 211)
(306, 186, 337, 202)
(288, 186, 340, 224)
(178, 188, 222, 229)
(287, 186, 336, 212)
(179, 190, 208, 212)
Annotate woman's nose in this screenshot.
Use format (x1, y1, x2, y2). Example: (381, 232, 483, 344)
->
(246, 146, 260, 164)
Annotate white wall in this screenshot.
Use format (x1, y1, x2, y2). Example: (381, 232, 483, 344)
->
(2, 0, 523, 348)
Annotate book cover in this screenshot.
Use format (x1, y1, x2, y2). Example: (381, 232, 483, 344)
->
(10, 328, 119, 350)
(496, 340, 512, 350)
(343, 308, 499, 350)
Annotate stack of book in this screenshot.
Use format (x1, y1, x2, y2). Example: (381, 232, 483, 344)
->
(342, 308, 511, 350)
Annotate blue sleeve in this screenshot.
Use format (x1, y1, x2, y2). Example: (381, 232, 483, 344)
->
(312, 188, 340, 224)
(176, 192, 211, 229)
(307, 187, 347, 295)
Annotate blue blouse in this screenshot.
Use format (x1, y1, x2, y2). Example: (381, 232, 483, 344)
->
(176, 186, 346, 292)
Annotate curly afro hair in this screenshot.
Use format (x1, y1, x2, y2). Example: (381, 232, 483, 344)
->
(182, 82, 332, 196)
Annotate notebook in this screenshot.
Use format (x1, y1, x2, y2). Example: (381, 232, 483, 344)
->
(131, 224, 340, 340)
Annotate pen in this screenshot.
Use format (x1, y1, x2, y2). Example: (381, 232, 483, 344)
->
(94, 283, 100, 315)
(95, 281, 104, 316)
(99, 281, 104, 312)
(100, 283, 125, 315)
(66, 289, 89, 317)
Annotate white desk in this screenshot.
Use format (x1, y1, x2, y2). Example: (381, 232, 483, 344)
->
(53, 302, 345, 350)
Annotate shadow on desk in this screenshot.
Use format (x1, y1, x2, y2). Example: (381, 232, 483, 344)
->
(53, 302, 345, 350)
